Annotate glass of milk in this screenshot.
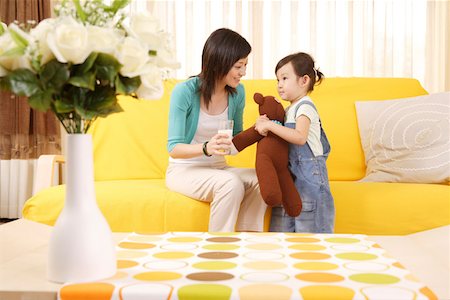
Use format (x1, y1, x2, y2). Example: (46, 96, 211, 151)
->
(218, 120, 233, 154)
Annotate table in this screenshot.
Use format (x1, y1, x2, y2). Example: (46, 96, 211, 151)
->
(0, 219, 448, 300)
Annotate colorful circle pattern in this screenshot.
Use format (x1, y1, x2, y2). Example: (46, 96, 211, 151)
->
(61, 232, 437, 300)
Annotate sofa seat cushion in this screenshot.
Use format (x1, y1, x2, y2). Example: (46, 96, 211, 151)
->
(23, 179, 210, 232)
(23, 180, 272, 232)
(24, 179, 449, 234)
(332, 181, 450, 235)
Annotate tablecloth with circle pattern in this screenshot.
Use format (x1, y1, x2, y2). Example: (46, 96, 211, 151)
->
(58, 232, 437, 300)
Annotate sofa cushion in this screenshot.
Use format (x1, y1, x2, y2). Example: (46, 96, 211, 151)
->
(355, 92, 450, 183)
(23, 180, 210, 232)
(23, 180, 272, 232)
(90, 80, 179, 181)
(23, 179, 449, 234)
(331, 181, 450, 234)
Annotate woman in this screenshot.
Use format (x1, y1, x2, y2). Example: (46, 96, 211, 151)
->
(166, 28, 267, 232)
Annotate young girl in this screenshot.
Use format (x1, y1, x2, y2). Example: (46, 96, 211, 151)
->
(255, 52, 334, 233)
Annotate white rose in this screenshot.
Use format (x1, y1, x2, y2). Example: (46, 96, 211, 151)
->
(155, 46, 180, 69)
(127, 13, 161, 49)
(116, 36, 148, 77)
(30, 18, 56, 65)
(135, 64, 164, 100)
(87, 25, 123, 55)
(0, 30, 32, 71)
(46, 16, 91, 64)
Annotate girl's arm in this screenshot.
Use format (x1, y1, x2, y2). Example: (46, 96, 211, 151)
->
(255, 115, 310, 145)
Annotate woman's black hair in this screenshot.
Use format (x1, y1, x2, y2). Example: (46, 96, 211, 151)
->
(198, 28, 251, 108)
(275, 52, 324, 92)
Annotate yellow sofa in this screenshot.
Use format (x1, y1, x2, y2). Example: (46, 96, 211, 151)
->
(23, 77, 450, 234)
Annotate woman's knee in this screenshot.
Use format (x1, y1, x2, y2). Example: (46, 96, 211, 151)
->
(219, 173, 245, 198)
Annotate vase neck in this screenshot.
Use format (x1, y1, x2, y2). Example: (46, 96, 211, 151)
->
(65, 134, 96, 209)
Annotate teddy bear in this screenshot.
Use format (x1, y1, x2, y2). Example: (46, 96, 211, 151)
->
(232, 93, 302, 217)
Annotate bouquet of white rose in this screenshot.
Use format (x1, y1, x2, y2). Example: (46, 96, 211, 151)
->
(0, 0, 179, 133)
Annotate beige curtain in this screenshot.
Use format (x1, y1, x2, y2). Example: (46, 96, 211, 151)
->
(425, 0, 450, 92)
(0, 0, 61, 218)
(136, 0, 449, 93)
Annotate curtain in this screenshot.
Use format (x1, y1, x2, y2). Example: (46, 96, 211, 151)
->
(135, 0, 449, 93)
(0, 0, 61, 218)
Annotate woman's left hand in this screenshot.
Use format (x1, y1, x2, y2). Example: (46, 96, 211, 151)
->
(208, 132, 232, 155)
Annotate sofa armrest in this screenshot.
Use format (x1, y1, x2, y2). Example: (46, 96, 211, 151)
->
(32, 155, 65, 195)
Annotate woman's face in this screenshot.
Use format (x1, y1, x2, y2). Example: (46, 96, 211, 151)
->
(223, 57, 248, 88)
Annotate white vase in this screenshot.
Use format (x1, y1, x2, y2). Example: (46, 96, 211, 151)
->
(48, 134, 116, 283)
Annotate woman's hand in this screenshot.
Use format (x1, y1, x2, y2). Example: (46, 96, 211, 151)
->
(206, 132, 232, 156)
(255, 114, 271, 136)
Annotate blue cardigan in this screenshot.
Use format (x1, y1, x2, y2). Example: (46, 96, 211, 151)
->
(167, 77, 245, 152)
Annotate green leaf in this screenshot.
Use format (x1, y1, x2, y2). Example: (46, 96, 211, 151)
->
(89, 85, 116, 110)
(72, 52, 98, 75)
(9, 27, 28, 48)
(115, 75, 141, 95)
(108, 0, 130, 13)
(40, 60, 70, 90)
(68, 72, 96, 90)
(53, 99, 74, 114)
(31, 55, 41, 73)
(27, 89, 53, 111)
(74, 105, 97, 120)
(94, 53, 121, 83)
(65, 85, 88, 107)
(97, 102, 123, 116)
(7, 69, 41, 97)
(1, 46, 26, 57)
(72, 0, 87, 23)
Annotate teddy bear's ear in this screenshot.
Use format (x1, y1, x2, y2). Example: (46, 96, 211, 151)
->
(254, 93, 264, 105)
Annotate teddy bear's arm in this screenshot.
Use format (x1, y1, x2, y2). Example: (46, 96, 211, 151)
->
(232, 126, 264, 152)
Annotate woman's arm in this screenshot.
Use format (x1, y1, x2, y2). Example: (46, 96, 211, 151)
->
(255, 115, 310, 145)
(169, 143, 204, 158)
(170, 134, 232, 158)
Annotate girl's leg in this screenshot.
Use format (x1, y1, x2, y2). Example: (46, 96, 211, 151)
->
(269, 206, 295, 232)
(166, 164, 246, 232)
(294, 158, 335, 233)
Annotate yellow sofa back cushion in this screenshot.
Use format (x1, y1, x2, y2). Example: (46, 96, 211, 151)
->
(90, 78, 427, 181)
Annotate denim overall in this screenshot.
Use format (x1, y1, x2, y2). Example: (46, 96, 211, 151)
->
(269, 101, 335, 233)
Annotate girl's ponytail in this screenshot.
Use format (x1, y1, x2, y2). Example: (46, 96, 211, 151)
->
(315, 68, 324, 85)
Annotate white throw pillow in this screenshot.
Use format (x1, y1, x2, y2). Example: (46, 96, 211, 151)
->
(355, 92, 450, 183)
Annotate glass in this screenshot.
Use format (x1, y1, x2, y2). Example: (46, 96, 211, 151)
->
(218, 120, 233, 154)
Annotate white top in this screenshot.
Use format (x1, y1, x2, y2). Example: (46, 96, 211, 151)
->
(285, 95, 323, 156)
(169, 108, 228, 165)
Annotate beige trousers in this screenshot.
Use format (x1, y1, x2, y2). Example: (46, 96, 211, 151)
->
(166, 163, 267, 232)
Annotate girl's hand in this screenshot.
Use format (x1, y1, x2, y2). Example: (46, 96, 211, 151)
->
(255, 114, 270, 136)
(207, 132, 232, 156)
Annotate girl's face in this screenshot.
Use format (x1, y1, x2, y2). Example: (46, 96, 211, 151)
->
(223, 57, 248, 88)
(276, 62, 307, 102)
